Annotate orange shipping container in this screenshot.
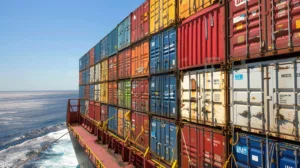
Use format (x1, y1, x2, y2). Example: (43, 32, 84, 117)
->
(100, 82, 108, 104)
(89, 48, 95, 66)
(79, 71, 83, 85)
(100, 59, 108, 82)
(117, 108, 130, 139)
(118, 48, 131, 79)
(108, 82, 118, 105)
(131, 40, 149, 77)
(108, 55, 117, 81)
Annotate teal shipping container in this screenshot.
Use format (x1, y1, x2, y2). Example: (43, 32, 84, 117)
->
(94, 41, 101, 63)
(108, 27, 118, 57)
(100, 36, 108, 60)
(118, 16, 131, 50)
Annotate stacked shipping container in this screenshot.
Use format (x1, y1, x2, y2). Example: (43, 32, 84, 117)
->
(76, 0, 300, 167)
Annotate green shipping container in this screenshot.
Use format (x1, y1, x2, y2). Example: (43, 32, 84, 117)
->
(118, 80, 131, 109)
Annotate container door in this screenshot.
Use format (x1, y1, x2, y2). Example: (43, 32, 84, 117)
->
(141, 79, 149, 112)
(95, 103, 101, 122)
(161, 120, 167, 160)
(125, 80, 131, 109)
(80, 100, 86, 114)
(118, 109, 124, 138)
(163, 28, 176, 72)
(150, 119, 160, 156)
(150, 0, 159, 34)
(124, 109, 131, 139)
(101, 105, 108, 122)
(162, 0, 175, 29)
(142, 114, 149, 149)
(277, 143, 300, 168)
(131, 113, 137, 142)
(181, 125, 198, 167)
(150, 76, 162, 116)
(150, 33, 161, 74)
(163, 75, 176, 118)
(118, 81, 124, 107)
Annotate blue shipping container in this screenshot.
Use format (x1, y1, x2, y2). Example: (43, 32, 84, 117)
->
(79, 56, 84, 71)
(94, 42, 101, 63)
(108, 106, 118, 135)
(150, 118, 177, 163)
(80, 100, 86, 115)
(150, 74, 177, 118)
(79, 86, 85, 99)
(100, 36, 108, 60)
(118, 16, 131, 50)
(108, 27, 118, 57)
(85, 69, 90, 85)
(233, 133, 300, 168)
(85, 52, 90, 68)
(150, 28, 176, 74)
(90, 85, 95, 101)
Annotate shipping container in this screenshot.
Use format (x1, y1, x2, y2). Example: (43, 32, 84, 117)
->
(108, 106, 118, 135)
(150, 117, 177, 163)
(150, 28, 176, 74)
(230, 58, 300, 141)
(95, 102, 101, 122)
(131, 40, 149, 77)
(179, 0, 216, 20)
(79, 56, 85, 71)
(108, 27, 118, 57)
(118, 80, 131, 109)
(90, 66, 95, 84)
(101, 104, 108, 122)
(178, 4, 225, 70)
(132, 78, 149, 113)
(150, 74, 177, 118)
(80, 99, 86, 115)
(118, 16, 131, 50)
(94, 42, 101, 64)
(79, 86, 85, 99)
(94, 84, 100, 102)
(100, 36, 108, 60)
(100, 82, 108, 104)
(84, 85, 90, 100)
(90, 85, 95, 101)
(85, 69, 90, 85)
(118, 48, 131, 79)
(88, 101, 95, 119)
(108, 55, 118, 81)
(131, 0, 149, 43)
(100, 59, 108, 82)
(108, 82, 118, 105)
(131, 111, 149, 151)
(86, 52, 90, 68)
(84, 100, 89, 114)
(89, 48, 95, 66)
(150, 0, 176, 34)
(79, 71, 83, 85)
(95, 63, 100, 83)
(181, 69, 226, 127)
(117, 108, 130, 139)
(181, 124, 226, 168)
(232, 133, 300, 168)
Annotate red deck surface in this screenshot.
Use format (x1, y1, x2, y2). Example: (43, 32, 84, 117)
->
(71, 125, 134, 168)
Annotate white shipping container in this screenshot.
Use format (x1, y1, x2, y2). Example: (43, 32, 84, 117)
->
(95, 63, 100, 83)
(90, 66, 95, 84)
(94, 84, 100, 102)
(181, 68, 226, 127)
(85, 100, 89, 115)
(230, 58, 300, 141)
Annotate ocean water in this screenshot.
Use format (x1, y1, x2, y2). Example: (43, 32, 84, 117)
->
(0, 91, 79, 168)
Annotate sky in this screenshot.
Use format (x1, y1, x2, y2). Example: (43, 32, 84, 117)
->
(0, 0, 144, 91)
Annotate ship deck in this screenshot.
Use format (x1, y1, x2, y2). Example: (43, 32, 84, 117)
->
(70, 124, 134, 168)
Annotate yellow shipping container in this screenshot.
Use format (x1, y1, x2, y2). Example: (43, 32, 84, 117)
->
(150, 0, 175, 34)
(100, 82, 108, 103)
(179, 0, 216, 20)
(117, 108, 131, 139)
(100, 59, 108, 82)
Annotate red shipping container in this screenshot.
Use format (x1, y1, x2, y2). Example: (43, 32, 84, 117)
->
(178, 4, 225, 70)
(132, 78, 149, 113)
(90, 48, 95, 66)
(131, 111, 149, 151)
(84, 85, 90, 99)
(101, 104, 108, 122)
(181, 124, 226, 168)
(88, 101, 95, 119)
(131, 0, 149, 43)
(95, 102, 101, 122)
(108, 55, 118, 81)
(79, 71, 82, 85)
(118, 48, 131, 79)
(108, 82, 118, 105)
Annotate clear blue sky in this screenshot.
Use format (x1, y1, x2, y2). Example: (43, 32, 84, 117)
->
(0, 0, 144, 91)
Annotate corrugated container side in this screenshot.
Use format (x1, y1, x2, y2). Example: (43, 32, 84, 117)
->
(181, 69, 226, 127)
(118, 80, 131, 109)
(131, 40, 149, 77)
(85, 69, 90, 85)
(230, 58, 300, 141)
(181, 124, 226, 168)
(150, 28, 176, 74)
(90, 66, 95, 84)
(79, 71, 83, 85)
(84, 85, 90, 100)
(85, 52, 90, 68)
(108, 82, 118, 105)
(100, 36, 109, 60)
(100, 82, 108, 104)
(88, 101, 95, 119)
(150, 74, 177, 118)
(108, 106, 118, 135)
(80, 99, 86, 114)
(150, 117, 177, 163)
(90, 85, 95, 101)
(108, 55, 118, 81)
(178, 4, 225, 70)
(131, 0, 149, 43)
(94, 42, 101, 63)
(178, 0, 216, 20)
(101, 104, 108, 122)
(94, 84, 100, 102)
(132, 78, 149, 113)
(95, 102, 101, 122)
(118, 16, 131, 50)
(89, 48, 95, 66)
(79, 86, 85, 99)
(108, 27, 118, 57)
(117, 108, 130, 139)
(95, 63, 100, 83)
(118, 48, 131, 79)
(100, 59, 108, 82)
(131, 111, 149, 151)
(79, 56, 84, 71)
(150, 0, 176, 34)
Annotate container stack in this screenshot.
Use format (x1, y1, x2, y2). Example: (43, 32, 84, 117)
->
(76, 0, 300, 167)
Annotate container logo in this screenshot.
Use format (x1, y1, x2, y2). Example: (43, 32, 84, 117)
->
(235, 74, 243, 80)
(236, 145, 248, 155)
(235, 0, 249, 7)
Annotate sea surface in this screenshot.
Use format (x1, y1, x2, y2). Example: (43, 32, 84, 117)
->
(0, 91, 79, 168)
